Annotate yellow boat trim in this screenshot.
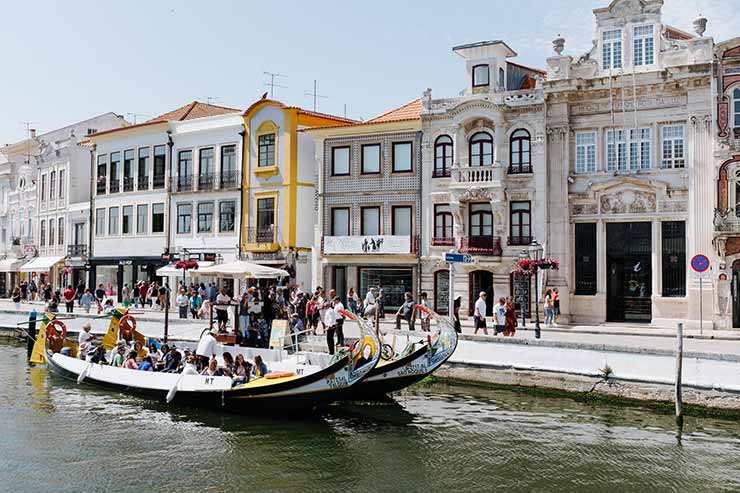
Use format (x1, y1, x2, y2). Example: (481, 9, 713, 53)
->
(233, 374, 303, 389)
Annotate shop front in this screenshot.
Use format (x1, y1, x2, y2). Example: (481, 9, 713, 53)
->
(20, 256, 66, 290)
(89, 256, 167, 302)
(323, 263, 417, 313)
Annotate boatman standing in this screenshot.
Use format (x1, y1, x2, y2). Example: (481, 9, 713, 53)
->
(324, 300, 337, 355)
(196, 328, 219, 369)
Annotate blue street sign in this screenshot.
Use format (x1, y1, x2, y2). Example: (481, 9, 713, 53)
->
(691, 254, 710, 273)
(444, 252, 473, 264)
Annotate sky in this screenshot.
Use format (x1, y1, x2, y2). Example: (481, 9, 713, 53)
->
(0, 0, 738, 144)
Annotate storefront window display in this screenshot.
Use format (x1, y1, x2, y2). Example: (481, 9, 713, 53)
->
(359, 268, 413, 312)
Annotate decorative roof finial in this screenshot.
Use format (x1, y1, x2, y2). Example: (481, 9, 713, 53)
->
(693, 14, 707, 37)
(553, 34, 565, 56)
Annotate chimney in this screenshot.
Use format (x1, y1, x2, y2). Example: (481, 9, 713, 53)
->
(29, 129, 36, 139)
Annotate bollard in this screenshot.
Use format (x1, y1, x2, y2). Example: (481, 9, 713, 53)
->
(26, 309, 37, 359)
(675, 322, 684, 424)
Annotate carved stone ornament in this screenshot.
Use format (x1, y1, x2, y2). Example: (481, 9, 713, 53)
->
(571, 202, 598, 215)
(600, 190, 656, 214)
(659, 201, 688, 213)
(453, 188, 493, 202)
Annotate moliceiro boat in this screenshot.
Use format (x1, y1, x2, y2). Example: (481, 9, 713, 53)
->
(342, 305, 459, 399)
(31, 309, 381, 413)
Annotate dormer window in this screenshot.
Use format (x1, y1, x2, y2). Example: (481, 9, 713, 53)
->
(602, 29, 622, 70)
(633, 25, 654, 66)
(472, 64, 490, 87)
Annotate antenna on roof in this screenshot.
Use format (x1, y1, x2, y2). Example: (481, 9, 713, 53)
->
(263, 72, 288, 99)
(203, 96, 222, 105)
(126, 113, 150, 125)
(304, 80, 327, 112)
(20, 121, 39, 166)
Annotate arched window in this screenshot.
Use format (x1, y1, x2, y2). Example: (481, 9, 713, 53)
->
(509, 129, 531, 174)
(469, 132, 493, 167)
(433, 135, 453, 177)
(734, 88, 740, 130)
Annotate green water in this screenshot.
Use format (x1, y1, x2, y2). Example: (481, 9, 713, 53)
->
(2, 342, 740, 492)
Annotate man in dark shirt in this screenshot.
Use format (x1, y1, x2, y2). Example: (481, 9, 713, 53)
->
(94, 284, 106, 304)
(162, 346, 181, 373)
(395, 292, 415, 331)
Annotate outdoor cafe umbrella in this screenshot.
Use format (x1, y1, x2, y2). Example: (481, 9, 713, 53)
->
(196, 260, 288, 279)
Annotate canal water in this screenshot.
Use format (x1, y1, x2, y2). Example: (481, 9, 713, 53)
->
(3, 342, 740, 492)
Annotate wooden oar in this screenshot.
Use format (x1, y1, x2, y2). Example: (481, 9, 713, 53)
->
(77, 362, 92, 384)
(166, 373, 185, 404)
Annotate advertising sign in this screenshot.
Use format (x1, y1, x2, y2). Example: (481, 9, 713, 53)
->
(323, 235, 411, 255)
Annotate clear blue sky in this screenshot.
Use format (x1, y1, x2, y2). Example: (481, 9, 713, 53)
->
(0, 0, 736, 144)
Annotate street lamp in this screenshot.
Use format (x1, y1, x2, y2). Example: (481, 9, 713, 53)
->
(518, 249, 529, 328)
(529, 239, 544, 339)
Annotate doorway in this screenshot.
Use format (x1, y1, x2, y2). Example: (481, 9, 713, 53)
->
(606, 222, 652, 323)
(469, 270, 493, 316)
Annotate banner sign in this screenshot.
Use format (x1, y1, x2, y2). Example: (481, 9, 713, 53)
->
(323, 235, 411, 255)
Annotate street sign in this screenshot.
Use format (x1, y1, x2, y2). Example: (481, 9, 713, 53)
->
(691, 254, 710, 273)
(444, 252, 473, 264)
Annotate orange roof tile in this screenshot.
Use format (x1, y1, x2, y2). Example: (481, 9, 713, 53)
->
(366, 98, 422, 123)
(295, 108, 357, 124)
(146, 101, 240, 123)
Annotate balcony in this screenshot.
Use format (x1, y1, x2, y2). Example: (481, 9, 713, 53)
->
(432, 236, 455, 247)
(171, 172, 242, 193)
(171, 175, 194, 193)
(67, 244, 88, 257)
(138, 176, 150, 191)
(244, 226, 279, 252)
(96, 179, 106, 195)
(109, 179, 121, 194)
(451, 164, 503, 186)
(198, 173, 215, 192)
(123, 177, 135, 192)
(153, 175, 166, 189)
(322, 235, 418, 255)
(460, 235, 502, 256)
(219, 170, 241, 190)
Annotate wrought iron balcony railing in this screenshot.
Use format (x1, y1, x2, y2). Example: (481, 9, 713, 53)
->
(67, 244, 88, 257)
(460, 235, 502, 256)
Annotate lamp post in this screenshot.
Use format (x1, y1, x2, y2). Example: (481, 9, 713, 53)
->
(179, 248, 189, 288)
(518, 250, 529, 328)
(529, 240, 543, 339)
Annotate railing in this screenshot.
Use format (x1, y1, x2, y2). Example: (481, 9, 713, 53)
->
(219, 170, 241, 189)
(96, 179, 106, 195)
(432, 236, 455, 246)
(138, 176, 150, 190)
(715, 208, 740, 232)
(171, 175, 194, 193)
(460, 235, 502, 256)
(67, 244, 88, 257)
(198, 173, 215, 192)
(153, 175, 166, 189)
(508, 236, 532, 246)
(109, 179, 121, 194)
(246, 226, 277, 244)
(432, 169, 452, 178)
(452, 164, 503, 185)
(123, 176, 135, 192)
(171, 172, 242, 193)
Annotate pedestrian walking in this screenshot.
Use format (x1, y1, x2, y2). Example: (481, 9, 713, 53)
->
(544, 289, 554, 327)
(80, 289, 94, 313)
(494, 297, 507, 336)
(473, 291, 489, 335)
(63, 285, 75, 313)
(94, 283, 105, 306)
(552, 288, 561, 326)
(504, 297, 517, 337)
(176, 289, 189, 319)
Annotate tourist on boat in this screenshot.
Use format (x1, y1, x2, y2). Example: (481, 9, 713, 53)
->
(201, 357, 223, 377)
(80, 289, 94, 313)
(418, 292, 431, 332)
(138, 356, 153, 371)
(232, 354, 251, 386)
(89, 346, 107, 365)
(148, 343, 161, 367)
(221, 352, 235, 377)
(154, 344, 169, 371)
(122, 351, 139, 370)
(63, 285, 75, 313)
(395, 292, 416, 331)
(162, 345, 181, 373)
(473, 291, 489, 335)
(504, 297, 517, 337)
(78, 324, 94, 360)
(110, 343, 127, 367)
(196, 328, 219, 367)
(182, 355, 199, 375)
(323, 299, 337, 355)
(252, 355, 268, 378)
(132, 340, 148, 361)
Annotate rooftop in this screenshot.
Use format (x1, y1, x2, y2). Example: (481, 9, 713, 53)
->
(452, 40, 517, 58)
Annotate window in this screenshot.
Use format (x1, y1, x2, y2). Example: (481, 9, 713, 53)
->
(219, 201, 235, 232)
(734, 88, 740, 129)
(434, 204, 453, 244)
(220, 145, 237, 186)
(178, 150, 192, 190)
(629, 128, 651, 170)
(498, 67, 505, 91)
(469, 203, 492, 236)
(509, 201, 531, 245)
(108, 207, 119, 236)
(331, 146, 350, 176)
(361, 144, 381, 174)
(575, 223, 597, 295)
(575, 131, 597, 173)
(153, 145, 166, 189)
(633, 25, 654, 66)
(123, 149, 134, 191)
(256, 197, 275, 231)
(331, 207, 350, 236)
(49, 219, 55, 246)
(509, 129, 531, 173)
(472, 64, 489, 87)
(602, 29, 622, 70)
(470, 132, 493, 167)
(434, 135, 453, 177)
(49, 171, 56, 199)
(97, 155, 108, 193)
(136, 204, 148, 234)
(109, 152, 120, 192)
(662, 221, 686, 297)
(661, 125, 685, 169)
(95, 208, 105, 236)
(392, 142, 413, 172)
(58, 169, 65, 199)
(607, 128, 651, 171)
(392, 206, 412, 235)
(197, 203, 214, 233)
(152, 203, 165, 233)
(258, 134, 276, 167)
(138, 147, 150, 189)
(41, 174, 47, 201)
(40, 220, 46, 247)
(199, 147, 214, 189)
(361, 207, 380, 235)
(122, 205, 133, 235)
(177, 204, 192, 234)
(58, 217, 64, 245)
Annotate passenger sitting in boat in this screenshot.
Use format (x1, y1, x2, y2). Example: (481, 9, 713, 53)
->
(133, 340, 148, 361)
(154, 344, 169, 371)
(162, 346, 181, 373)
(110, 343, 127, 367)
(138, 356, 153, 372)
(252, 355, 268, 378)
(232, 354, 251, 386)
(148, 344, 161, 367)
(221, 352, 235, 377)
(200, 357, 223, 377)
(90, 346, 107, 365)
(123, 351, 139, 370)
(103, 299, 114, 311)
(182, 355, 199, 375)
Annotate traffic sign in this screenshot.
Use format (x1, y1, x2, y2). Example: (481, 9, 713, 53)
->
(444, 252, 473, 264)
(691, 254, 710, 273)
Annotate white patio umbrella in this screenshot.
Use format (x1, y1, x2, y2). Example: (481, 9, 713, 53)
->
(196, 260, 288, 279)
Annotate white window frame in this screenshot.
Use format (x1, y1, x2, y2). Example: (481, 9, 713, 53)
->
(633, 24, 655, 66)
(606, 128, 651, 172)
(575, 131, 597, 174)
(660, 125, 685, 169)
(733, 87, 740, 130)
(602, 29, 623, 70)
(628, 127, 651, 171)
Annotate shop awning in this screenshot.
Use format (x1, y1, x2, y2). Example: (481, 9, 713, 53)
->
(0, 257, 28, 272)
(20, 256, 65, 273)
(197, 260, 288, 279)
(156, 261, 214, 277)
